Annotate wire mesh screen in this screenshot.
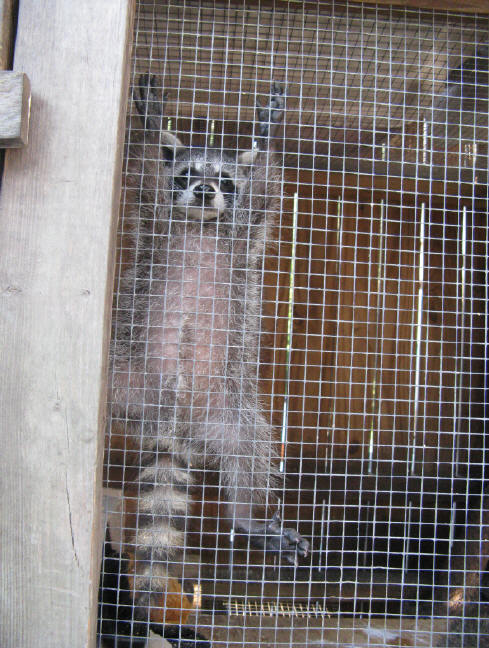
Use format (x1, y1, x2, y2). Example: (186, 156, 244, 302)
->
(98, 1, 489, 647)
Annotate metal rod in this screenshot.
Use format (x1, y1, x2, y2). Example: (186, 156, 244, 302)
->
(279, 191, 298, 473)
(410, 202, 426, 475)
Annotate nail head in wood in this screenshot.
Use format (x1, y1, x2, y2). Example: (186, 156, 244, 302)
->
(0, 71, 31, 147)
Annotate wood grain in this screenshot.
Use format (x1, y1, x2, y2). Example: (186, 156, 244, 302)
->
(0, 72, 30, 147)
(346, 0, 489, 13)
(271, 0, 489, 14)
(260, 170, 487, 565)
(269, 171, 486, 476)
(0, 1, 134, 646)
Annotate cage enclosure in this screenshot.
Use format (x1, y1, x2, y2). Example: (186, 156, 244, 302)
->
(99, 1, 489, 647)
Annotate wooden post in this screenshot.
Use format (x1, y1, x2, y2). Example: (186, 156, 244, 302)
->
(0, 0, 15, 70)
(0, 2, 134, 647)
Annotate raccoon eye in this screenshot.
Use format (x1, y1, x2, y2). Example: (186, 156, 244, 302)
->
(174, 167, 199, 189)
(174, 169, 190, 188)
(220, 174, 235, 193)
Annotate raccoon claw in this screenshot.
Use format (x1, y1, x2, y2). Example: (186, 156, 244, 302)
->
(248, 511, 309, 565)
(281, 525, 310, 565)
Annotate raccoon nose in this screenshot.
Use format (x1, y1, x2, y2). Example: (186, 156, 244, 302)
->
(194, 183, 216, 200)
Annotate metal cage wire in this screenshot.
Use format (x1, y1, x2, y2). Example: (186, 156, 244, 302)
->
(98, 1, 489, 647)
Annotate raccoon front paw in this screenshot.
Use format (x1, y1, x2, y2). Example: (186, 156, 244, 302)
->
(249, 511, 309, 566)
(134, 73, 167, 131)
(257, 81, 285, 137)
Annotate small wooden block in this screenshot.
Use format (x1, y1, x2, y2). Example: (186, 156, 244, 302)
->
(0, 71, 30, 147)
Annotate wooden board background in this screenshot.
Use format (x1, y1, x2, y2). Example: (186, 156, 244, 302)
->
(258, 171, 487, 567)
(0, 2, 134, 646)
(265, 172, 487, 470)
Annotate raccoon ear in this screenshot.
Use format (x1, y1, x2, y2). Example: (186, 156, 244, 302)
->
(238, 147, 259, 168)
(160, 131, 184, 162)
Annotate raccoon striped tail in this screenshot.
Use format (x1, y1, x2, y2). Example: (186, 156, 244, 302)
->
(99, 452, 203, 646)
(98, 529, 209, 647)
(124, 452, 197, 643)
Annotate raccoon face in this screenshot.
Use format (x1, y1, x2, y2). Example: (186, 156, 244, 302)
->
(169, 149, 249, 222)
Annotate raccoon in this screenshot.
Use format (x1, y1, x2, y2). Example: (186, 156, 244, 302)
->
(103, 75, 309, 645)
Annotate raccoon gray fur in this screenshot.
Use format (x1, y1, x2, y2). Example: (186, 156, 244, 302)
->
(107, 74, 309, 639)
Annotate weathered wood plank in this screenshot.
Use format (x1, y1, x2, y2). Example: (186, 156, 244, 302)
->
(0, 1, 134, 647)
(347, 0, 489, 13)
(0, 72, 30, 147)
(271, 0, 489, 14)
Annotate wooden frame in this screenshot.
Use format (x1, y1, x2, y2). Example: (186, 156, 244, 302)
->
(270, 0, 489, 14)
(348, 0, 489, 12)
(353, 0, 489, 12)
(0, 2, 134, 646)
